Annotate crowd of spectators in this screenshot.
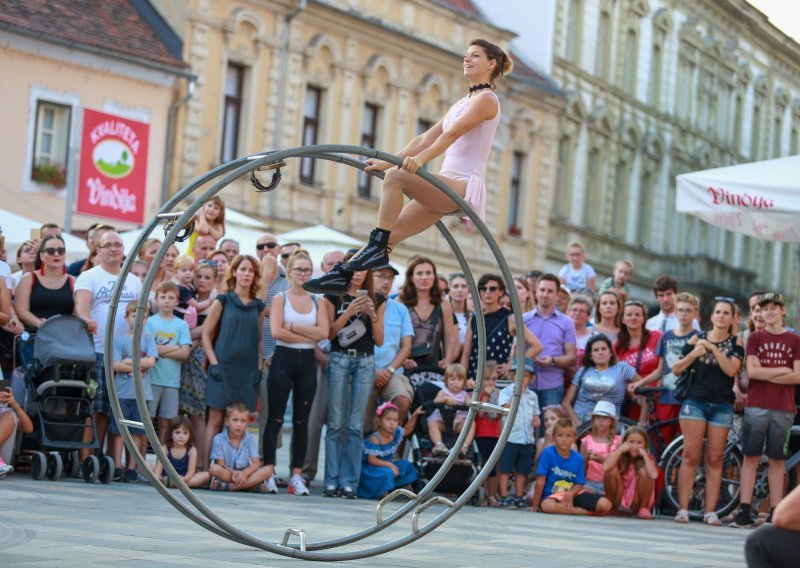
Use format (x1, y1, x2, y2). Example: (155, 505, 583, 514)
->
(0, 210, 797, 550)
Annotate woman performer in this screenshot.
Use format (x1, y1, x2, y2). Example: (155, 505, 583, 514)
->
(304, 39, 512, 295)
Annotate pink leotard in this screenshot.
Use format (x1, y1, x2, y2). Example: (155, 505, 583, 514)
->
(439, 90, 501, 221)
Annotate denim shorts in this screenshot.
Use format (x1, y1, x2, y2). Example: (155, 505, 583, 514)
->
(498, 442, 534, 475)
(741, 407, 794, 460)
(680, 399, 734, 428)
(108, 399, 145, 435)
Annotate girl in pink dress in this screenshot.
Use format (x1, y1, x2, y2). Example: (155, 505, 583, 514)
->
(305, 39, 512, 295)
(603, 426, 659, 519)
(580, 401, 621, 494)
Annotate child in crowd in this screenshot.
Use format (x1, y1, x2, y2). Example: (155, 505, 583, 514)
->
(603, 425, 658, 519)
(598, 260, 633, 298)
(191, 196, 226, 250)
(109, 301, 157, 482)
(498, 358, 540, 508)
(580, 401, 620, 494)
(144, 282, 192, 444)
(172, 255, 215, 327)
(428, 364, 474, 457)
(474, 361, 502, 506)
(208, 402, 273, 492)
(131, 260, 148, 282)
(531, 418, 612, 515)
(533, 405, 567, 473)
(153, 416, 210, 488)
(357, 402, 424, 499)
(558, 242, 596, 293)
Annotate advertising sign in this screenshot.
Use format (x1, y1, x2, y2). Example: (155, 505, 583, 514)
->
(76, 109, 149, 224)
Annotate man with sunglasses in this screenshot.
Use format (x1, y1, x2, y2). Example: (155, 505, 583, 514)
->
(255, 234, 289, 459)
(279, 242, 301, 269)
(523, 274, 577, 415)
(74, 231, 142, 462)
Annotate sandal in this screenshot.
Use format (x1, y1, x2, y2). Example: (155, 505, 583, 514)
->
(636, 507, 653, 520)
(703, 512, 722, 526)
(431, 442, 449, 456)
(249, 481, 268, 494)
(487, 496, 500, 507)
(674, 509, 690, 524)
(209, 478, 230, 492)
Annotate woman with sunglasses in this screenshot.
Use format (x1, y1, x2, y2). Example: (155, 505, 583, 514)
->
(460, 274, 542, 383)
(264, 250, 330, 496)
(670, 298, 743, 525)
(15, 235, 75, 329)
(613, 300, 662, 421)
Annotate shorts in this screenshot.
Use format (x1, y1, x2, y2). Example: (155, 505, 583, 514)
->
(475, 437, 499, 477)
(92, 352, 111, 415)
(680, 399, 734, 428)
(583, 479, 605, 494)
(108, 399, 146, 435)
(546, 490, 604, 511)
(148, 385, 180, 420)
(379, 372, 414, 403)
(741, 407, 794, 460)
(498, 442, 534, 475)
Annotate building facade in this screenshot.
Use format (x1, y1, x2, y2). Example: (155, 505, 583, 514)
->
(0, 0, 189, 234)
(154, 0, 566, 275)
(548, 0, 800, 313)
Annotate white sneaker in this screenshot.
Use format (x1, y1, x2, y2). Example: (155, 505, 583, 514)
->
(0, 461, 13, 477)
(289, 474, 310, 496)
(265, 475, 279, 494)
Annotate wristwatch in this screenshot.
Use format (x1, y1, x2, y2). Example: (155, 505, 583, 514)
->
(386, 365, 396, 374)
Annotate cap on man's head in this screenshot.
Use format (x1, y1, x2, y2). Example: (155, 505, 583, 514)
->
(757, 292, 785, 307)
(590, 400, 617, 418)
(374, 263, 399, 276)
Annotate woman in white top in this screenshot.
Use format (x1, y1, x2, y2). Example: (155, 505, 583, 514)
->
(265, 250, 329, 495)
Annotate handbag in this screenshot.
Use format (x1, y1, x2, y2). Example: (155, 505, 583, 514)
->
(337, 318, 367, 347)
(673, 365, 695, 402)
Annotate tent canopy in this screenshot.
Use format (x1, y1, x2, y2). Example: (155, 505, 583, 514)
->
(0, 209, 87, 264)
(676, 155, 800, 242)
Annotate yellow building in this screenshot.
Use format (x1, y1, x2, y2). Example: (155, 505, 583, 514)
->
(155, 0, 566, 276)
(0, 0, 189, 236)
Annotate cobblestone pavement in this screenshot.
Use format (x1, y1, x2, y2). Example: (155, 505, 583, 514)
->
(4, 473, 749, 567)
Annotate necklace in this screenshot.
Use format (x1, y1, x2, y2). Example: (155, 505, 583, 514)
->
(468, 83, 492, 96)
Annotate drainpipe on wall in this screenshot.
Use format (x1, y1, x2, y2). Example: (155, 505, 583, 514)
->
(270, 0, 307, 219)
(161, 76, 197, 207)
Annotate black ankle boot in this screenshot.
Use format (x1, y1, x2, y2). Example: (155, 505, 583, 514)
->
(302, 262, 353, 296)
(341, 228, 391, 272)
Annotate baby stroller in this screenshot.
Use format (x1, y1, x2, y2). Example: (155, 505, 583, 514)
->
(406, 366, 484, 505)
(19, 315, 113, 483)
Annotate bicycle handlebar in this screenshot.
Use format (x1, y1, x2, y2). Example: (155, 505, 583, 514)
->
(633, 387, 668, 396)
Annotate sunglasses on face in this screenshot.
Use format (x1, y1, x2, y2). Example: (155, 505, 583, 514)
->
(198, 259, 218, 268)
(281, 253, 292, 259)
(256, 242, 279, 251)
(714, 296, 736, 303)
(42, 247, 66, 256)
(292, 268, 312, 275)
(479, 285, 500, 293)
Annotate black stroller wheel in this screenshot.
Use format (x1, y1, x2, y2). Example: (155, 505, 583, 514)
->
(47, 453, 63, 481)
(65, 451, 81, 478)
(99, 456, 115, 484)
(82, 455, 100, 483)
(30, 451, 47, 481)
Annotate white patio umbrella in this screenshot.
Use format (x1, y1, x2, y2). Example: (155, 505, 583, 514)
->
(676, 155, 800, 241)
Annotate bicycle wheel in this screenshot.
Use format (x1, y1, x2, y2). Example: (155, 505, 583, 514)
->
(661, 438, 743, 521)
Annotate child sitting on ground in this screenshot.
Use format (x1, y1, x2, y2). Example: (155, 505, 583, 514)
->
(498, 358, 540, 508)
(580, 400, 620, 494)
(474, 361, 502, 506)
(109, 301, 157, 482)
(530, 418, 612, 515)
(357, 402, 424, 499)
(209, 402, 273, 492)
(427, 364, 474, 457)
(603, 425, 658, 519)
(153, 416, 210, 488)
(534, 405, 567, 471)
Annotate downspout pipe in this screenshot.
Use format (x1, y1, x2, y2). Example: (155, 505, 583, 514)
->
(270, 0, 307, 218)
(161, 76, 197, 206)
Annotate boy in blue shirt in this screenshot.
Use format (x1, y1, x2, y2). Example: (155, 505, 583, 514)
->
(531, 418, 612, 515)
(109, 301, 158, 482)
(209, 402, 273, 492)
(144, 282, 191, 443)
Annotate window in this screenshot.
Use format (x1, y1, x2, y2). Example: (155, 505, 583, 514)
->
(555, 134, 574, 219)
(790, 115, 799, 155)
(717, 83, 732, 141)
(733, 91, 744, 151)
(622, 29, 638, 95)
(358, 103, 380, 199)
(582, 147, 602, 228)
(220, 63, 245, 163)
(31, 101, 71, 187)
(565, 0, 583, 65)
(750, 94, 763, 159)
(636, 168, 653, 245)
(507, 152, 524, 233)
(595, 10, 611, 80)
(647, 42, 662, 107)
(772, 113, 783, 158)
(300, 86, 322, 184)
(677, 53, 696, 121)
(611, 159, 631, 239)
